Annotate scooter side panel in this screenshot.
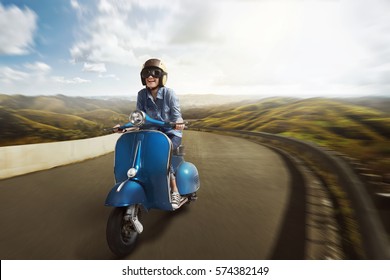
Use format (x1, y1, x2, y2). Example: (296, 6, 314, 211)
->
(113, 130, 173, 211)
(114, 132, 139, 183)
(141, 131, 173, 210)
(105, 180, 148, 207)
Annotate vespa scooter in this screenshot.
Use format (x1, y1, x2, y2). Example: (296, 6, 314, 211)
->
(105, 110, 200, 257)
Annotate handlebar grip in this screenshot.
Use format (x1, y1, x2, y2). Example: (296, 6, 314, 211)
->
(104, 126, 126, 133)
(104, 127, 121, 133)
(167, 122, 189, 130)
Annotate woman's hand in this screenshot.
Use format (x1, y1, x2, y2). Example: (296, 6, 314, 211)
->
(112, 124, 123, 133)
(113, 124, 139, 133)
(174, 118, 186, 130)
(175, 123, 185, 130)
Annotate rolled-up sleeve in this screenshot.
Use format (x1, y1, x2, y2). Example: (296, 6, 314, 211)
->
(169, 89, 183, 122)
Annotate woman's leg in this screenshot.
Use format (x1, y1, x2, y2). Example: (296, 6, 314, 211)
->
(168, 135, 182, 208)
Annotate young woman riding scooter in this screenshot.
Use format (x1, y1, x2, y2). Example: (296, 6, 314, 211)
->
(115, 58, 185, 209)
(107, 59, 199, 256)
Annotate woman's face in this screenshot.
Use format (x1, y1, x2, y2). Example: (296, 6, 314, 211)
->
(145, 76, 159, 89)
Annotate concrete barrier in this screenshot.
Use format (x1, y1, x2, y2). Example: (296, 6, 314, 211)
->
(0, 134, 120, 179)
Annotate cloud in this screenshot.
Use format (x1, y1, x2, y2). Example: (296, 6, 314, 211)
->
(99, 73, 119, 80)
(69, 0, 185, 67)
(0, 67, 29, 83)
(64, 0, 390, 97)
(82, 62, 107, 73)
(186, 0, 390, 94)
(168, 1, 221, 45)
(24, 62, 52, 73)
(82, 62, 119, 79)
(0, 61, 90, 90)
(68, 0, 228, 95)
(0, 61, 51, 84)
(52, 76, 91, 84)
(0, 3, 38, 55)
(70, 0, 81, 10)
(70, 1, 141, 66)
(341, 0, 390, 85)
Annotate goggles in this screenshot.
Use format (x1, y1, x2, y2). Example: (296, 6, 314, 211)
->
(141, 68, 165, 79)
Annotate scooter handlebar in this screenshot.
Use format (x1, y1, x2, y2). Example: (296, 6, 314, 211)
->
(110, 111, 189, 133)
(109, 122, 137, 133)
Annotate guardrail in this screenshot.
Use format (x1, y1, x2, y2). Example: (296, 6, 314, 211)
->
(0, 134, 119, 180)
(194, 127, 390, 259)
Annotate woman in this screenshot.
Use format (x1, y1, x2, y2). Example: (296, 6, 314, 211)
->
(136, 58, 185, 209)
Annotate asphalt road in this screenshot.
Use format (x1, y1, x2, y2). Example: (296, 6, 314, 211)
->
(0, 131, 305, 260)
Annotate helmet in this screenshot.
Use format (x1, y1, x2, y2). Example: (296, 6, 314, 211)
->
(140, 58, 168, 86)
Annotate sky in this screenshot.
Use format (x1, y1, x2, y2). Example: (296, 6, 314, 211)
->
(0, 0, 389, 98)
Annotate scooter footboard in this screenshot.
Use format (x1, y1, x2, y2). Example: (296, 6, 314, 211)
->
(105, 180, 147, 207)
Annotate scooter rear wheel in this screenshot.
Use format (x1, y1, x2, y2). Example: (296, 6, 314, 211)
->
(106, 207, 139, 257)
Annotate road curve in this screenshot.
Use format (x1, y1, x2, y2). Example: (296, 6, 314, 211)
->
(0, 131, 301, 260)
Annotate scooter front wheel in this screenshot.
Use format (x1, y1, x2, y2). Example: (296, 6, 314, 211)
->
(106, 206, 140, 257)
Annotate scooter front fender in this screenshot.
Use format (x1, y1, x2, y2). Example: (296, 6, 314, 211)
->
(105, 180, 147, 207)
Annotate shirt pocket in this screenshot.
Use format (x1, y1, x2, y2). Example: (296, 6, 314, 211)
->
(163, 106, 171, 115)
(145, 106, 155, 117)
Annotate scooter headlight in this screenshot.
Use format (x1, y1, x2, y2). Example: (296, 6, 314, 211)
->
(127, 168, 137, 178)
(129, 110, 145, 127)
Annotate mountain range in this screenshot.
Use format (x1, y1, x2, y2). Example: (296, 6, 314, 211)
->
(0, 93, 388, 179)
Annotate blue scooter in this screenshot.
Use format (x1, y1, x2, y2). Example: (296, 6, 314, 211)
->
(105, 110, 200, 257)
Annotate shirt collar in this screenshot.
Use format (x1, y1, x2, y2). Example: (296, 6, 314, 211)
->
(147, 87, 164, 101)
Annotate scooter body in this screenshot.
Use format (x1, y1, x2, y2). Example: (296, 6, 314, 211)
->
(105, 130, 199, 210)
(104, 111, 200, 257)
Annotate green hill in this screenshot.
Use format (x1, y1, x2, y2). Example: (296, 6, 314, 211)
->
(192, 97, 390, 177)
(0, 107, 81, 146)
(0, 94, 134, 146)
(76, 109, 128, 127)
(18, 109, 98, 129)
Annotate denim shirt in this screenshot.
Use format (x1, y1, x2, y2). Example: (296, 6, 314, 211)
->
(136, 87, 183, 138)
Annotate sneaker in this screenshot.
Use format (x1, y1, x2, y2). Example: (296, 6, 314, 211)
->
(171, 192, 181, 210)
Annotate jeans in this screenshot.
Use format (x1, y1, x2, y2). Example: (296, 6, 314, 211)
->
(168, 134, 182, 150)
(168, 134, 182, 175)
